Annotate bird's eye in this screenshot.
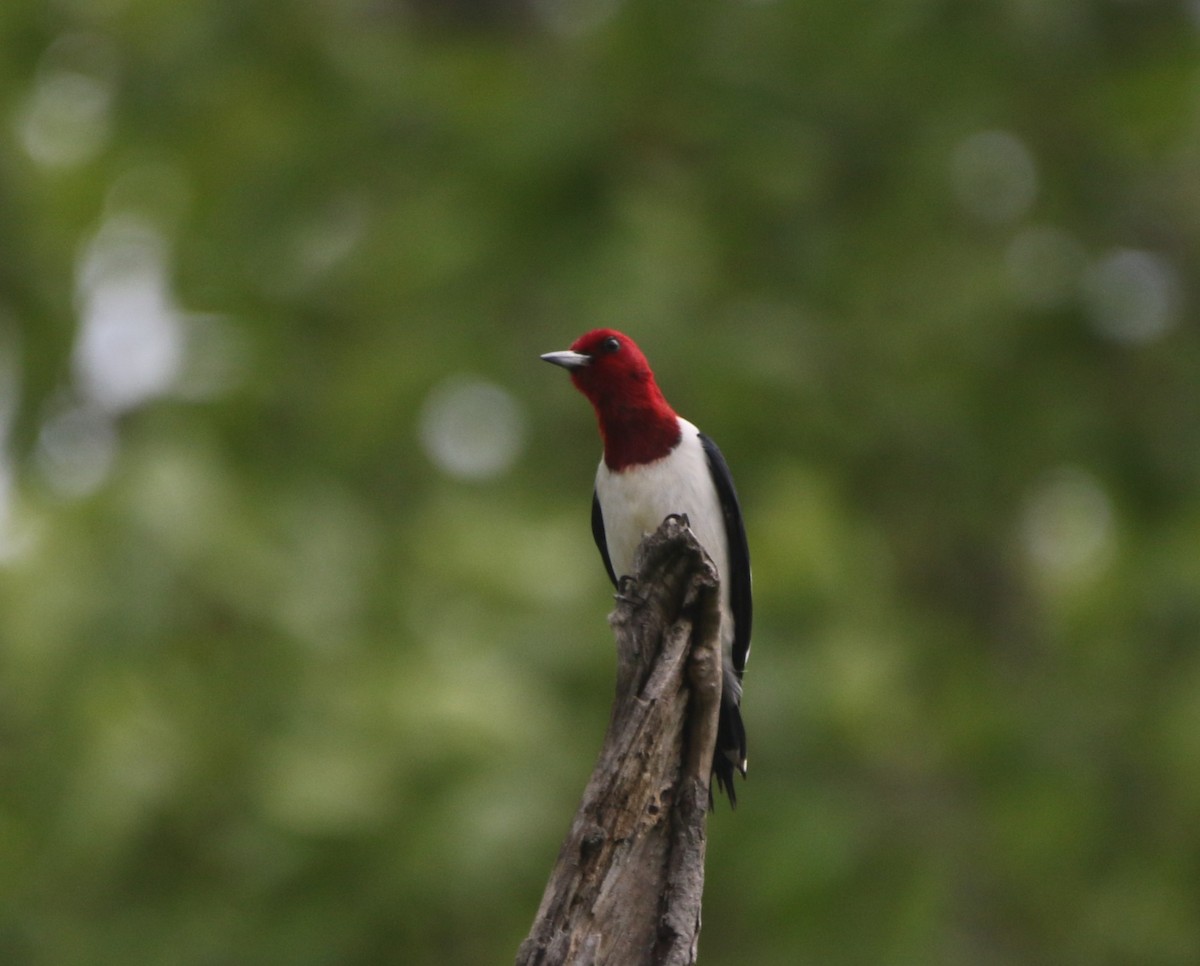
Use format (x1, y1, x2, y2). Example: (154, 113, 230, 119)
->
(602, 336, 621, 354)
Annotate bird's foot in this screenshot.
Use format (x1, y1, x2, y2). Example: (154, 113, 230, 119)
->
(615, 575, 644, 605)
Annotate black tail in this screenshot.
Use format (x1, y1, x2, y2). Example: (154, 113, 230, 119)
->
(712, 689, 747, 808)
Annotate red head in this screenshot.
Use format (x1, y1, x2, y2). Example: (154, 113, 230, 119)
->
(541, 329, 681, 470)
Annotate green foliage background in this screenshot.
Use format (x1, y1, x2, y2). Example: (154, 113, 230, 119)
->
(2, 1, 1199, 963)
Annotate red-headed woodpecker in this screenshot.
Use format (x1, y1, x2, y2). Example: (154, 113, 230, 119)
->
(542, 329, 751, 806)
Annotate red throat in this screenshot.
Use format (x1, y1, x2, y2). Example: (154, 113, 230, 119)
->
(565, 329, 682, 471)
(589, 394, 681, 471)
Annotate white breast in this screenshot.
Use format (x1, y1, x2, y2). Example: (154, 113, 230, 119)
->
(595, 418, 732, 641)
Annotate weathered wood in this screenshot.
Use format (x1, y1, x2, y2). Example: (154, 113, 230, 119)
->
(516, 515, 723, 966)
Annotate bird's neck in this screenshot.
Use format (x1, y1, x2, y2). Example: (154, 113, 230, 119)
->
(593, 398, 681, 472)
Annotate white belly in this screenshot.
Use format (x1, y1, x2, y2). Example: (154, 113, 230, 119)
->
(595, 418, 732, 648)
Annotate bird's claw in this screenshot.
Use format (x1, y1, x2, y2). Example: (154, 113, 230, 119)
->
(615, 575, 643, 605)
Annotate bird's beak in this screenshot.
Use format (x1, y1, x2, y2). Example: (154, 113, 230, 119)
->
(540, 350, 591, 370)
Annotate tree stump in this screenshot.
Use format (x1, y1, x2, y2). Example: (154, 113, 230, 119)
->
(516, 515, 723, 966)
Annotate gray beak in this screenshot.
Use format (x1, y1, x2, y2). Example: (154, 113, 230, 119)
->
(540, 350, 591, 370)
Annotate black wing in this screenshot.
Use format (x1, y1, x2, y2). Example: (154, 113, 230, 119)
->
(591, 489, 618, 587)
(699, 433, 752, 677)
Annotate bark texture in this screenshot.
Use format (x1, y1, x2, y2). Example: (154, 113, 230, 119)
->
(516, 515, 723, 966)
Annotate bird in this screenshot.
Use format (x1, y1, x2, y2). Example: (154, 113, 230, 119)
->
(541, 328, 751, 806)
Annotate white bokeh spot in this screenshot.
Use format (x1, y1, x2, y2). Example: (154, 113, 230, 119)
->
(74, 214, 185, 414)
(951, 129, 1038, 226)
(16, 33, 116, 170)
(419, 376, 527, 481)
(1020, 466, 1115, 589)
(1083, 248, 1181, 346)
